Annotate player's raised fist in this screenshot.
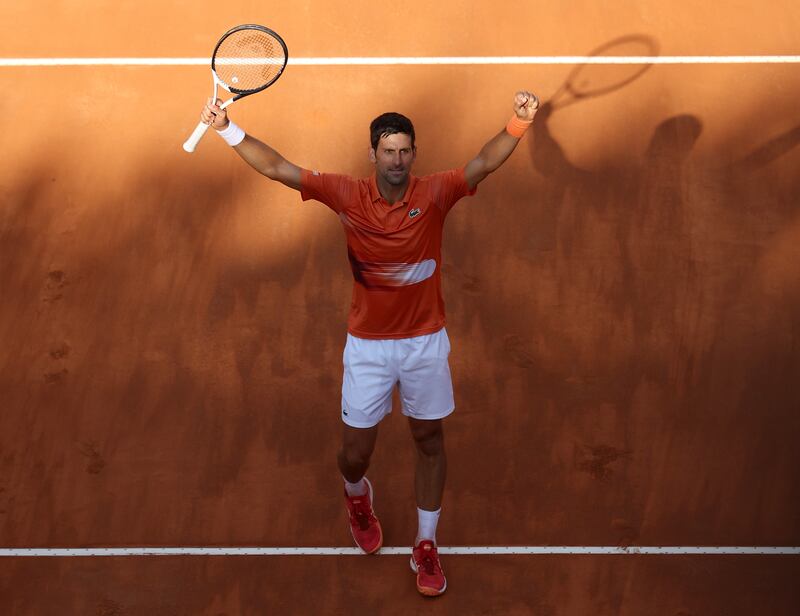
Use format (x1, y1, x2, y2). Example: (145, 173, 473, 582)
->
(201, 97, 229, 130)
(513, 91, 539, 122)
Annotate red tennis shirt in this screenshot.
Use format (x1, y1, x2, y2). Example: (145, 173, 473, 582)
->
(300, 167, 477, 339)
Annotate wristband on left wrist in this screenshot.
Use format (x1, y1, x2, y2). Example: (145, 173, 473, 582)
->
(505, 115, 533, 139)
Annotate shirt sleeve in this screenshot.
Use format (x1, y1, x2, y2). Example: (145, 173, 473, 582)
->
(299, 169, 354, 213)
(431, 167, 478, 216)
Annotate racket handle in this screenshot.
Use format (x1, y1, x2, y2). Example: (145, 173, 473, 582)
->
(183, 121, 211, 153)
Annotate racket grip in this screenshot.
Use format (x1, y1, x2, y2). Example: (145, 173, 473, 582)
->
(183, 120, 212, 153)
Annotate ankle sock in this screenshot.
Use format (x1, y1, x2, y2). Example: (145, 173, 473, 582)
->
(344, 477, 367, 497)
(416, 507, 441, 545)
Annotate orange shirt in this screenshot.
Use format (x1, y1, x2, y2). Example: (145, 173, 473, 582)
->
(300, 168, 476, 339)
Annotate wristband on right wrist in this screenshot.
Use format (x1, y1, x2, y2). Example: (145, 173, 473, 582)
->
(505, 115, 533, 139)
(216, 120, 246, 146)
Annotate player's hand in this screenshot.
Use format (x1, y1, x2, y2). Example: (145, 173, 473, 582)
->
(201, 97, 230, 130)
(513, 91, 539, 122)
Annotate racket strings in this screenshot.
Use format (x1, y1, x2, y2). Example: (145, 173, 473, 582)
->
(214, 30, 286, 92)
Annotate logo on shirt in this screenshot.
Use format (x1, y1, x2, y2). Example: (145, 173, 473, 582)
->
(408, 207, 421, 219)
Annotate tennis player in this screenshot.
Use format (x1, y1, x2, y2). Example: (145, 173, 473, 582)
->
(200, 91, 538, 596)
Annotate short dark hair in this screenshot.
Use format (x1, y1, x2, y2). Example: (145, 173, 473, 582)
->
(369, 112, 415, 150)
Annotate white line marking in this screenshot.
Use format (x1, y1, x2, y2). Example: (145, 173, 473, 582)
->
(1, 546, 798, 557)
(292, 56, 800, 66)
(0, 56, 799, 67)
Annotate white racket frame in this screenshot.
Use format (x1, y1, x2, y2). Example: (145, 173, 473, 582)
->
(183, 24, 287, 153)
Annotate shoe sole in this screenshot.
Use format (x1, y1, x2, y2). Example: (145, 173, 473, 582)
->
(348, 478, 383, 555)
(409, 555, 447, 596)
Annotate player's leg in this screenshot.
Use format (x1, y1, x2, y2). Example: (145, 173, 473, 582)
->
(339, 334, 395, 554)
(338, 424, 379, 490)
(338, 424, 383, 554)
(407, 416, 448, 596)
(407, 417, 446, 516)
(397, 329, 453, 596)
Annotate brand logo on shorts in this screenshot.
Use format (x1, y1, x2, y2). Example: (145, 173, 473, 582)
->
(342, 408, 349, 416)
(409, 207, 421, 219)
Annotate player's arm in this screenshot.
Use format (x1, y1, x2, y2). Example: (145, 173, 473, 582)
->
(463, 91, 539, 189)
(201, 98, 302, 191)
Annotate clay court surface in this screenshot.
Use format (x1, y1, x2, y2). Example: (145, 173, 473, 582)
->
(1, 1, 799, 614)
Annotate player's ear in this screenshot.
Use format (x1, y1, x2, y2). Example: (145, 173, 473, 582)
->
(368, 148, 377, 163)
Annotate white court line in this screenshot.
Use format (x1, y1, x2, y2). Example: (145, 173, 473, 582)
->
(0, 55, 799, 67)
(1, 546, 798, 557)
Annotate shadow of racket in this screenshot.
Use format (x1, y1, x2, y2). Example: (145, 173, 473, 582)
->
(531, 35, 660, 180)
(545, 34, 660, 113)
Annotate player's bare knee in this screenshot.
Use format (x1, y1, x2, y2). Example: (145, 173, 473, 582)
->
(410, 420, 445, 458)
(338, 443, 372, 474)
(339, 424, 378, 470)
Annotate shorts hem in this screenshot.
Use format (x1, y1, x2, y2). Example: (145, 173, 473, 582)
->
(401, 406, 455, 421)
(341, 415, 384, 429)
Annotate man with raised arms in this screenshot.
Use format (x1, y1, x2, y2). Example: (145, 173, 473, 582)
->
(199, 91, 539, 596)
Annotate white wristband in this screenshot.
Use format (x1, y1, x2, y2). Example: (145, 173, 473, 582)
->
(216, 121, 246, 147)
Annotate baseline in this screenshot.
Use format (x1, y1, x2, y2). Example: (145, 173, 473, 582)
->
(2, 546, 799, 557)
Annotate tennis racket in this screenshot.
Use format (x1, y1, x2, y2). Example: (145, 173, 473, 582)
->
(547, 34, 659, 112)
(183, 24, 288, 153)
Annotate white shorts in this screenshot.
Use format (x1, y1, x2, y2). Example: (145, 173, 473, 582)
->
(341, 328, 455, 428)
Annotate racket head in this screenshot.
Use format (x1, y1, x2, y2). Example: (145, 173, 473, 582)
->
(549, 35, 659, 110)
(211, 24, 288, 98)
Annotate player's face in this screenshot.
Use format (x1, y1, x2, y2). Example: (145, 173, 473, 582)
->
(371, 133, 416, 186)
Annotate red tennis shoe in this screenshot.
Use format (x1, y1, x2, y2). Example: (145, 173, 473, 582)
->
(344, 478, 382, 554)
(410, 540, 447, 596)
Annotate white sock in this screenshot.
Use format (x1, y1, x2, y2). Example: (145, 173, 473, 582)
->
(416, 507, 441, 545)
(344, 476, 367, 497)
